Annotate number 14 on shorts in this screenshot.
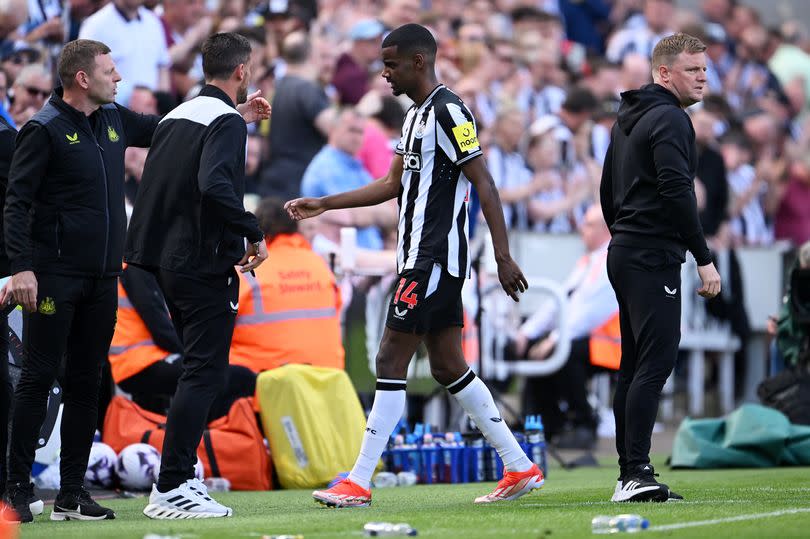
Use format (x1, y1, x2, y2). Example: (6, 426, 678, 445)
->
(393, 278, 419, 309)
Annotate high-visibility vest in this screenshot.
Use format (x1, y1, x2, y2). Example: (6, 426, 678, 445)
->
(108, 272, 170, 383)
(229, 233, 344, 372)
(589, 311, 621, 370)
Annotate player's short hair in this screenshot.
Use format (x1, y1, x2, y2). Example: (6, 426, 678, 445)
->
(382, 23, 437, 60)
(256, 196, 298, 238)
(201, 32, 252, 81)
(652, 33, 707, 70)
(58, 39, 110, 89)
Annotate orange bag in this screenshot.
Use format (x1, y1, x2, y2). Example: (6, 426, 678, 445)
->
(103, 395, 272, 490)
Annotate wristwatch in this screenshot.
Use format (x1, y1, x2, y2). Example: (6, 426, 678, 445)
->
(251, 238, 264, 253)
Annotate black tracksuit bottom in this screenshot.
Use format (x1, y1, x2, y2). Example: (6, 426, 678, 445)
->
(8, 274, 117, 490)
(0, 313, 10, 497)
(606, 245, 682, 476)
(154, 268, 239, 492)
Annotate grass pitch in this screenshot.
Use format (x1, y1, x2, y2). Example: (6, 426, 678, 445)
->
(18, 458, 810, 539)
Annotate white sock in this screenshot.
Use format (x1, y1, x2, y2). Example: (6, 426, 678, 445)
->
(347, 379, 407, 489)
(447, 369, 533, 473)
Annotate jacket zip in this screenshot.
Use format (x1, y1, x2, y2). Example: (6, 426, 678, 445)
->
(55, 215, 61, 258)
(94, 138, 109, 277)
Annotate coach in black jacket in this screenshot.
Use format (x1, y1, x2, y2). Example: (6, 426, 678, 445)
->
(125, 33, 269, 520)
(599, 33, 721, 503)
(0, 40, 159, 522)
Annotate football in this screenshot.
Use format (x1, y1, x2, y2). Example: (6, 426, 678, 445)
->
(117, 443, 160, 490)
(85, 442, 117, 488)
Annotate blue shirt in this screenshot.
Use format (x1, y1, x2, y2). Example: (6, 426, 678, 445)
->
(301, 145, 384, 250)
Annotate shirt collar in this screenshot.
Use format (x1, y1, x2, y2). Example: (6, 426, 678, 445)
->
(113, 3, 141, 22)
(199, 84, 236, 109)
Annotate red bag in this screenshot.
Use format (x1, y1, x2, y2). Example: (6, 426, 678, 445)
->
(103, 396, 272, 490)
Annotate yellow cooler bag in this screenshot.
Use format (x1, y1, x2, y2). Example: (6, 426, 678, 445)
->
(256, 364, 368, 489)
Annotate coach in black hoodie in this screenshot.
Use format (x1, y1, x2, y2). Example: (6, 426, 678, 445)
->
(600, 33, 721, 503)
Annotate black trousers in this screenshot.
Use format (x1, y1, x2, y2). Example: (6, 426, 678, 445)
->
(118, 357, 256, 422)
(155, 268, 239, 492)
(522, 337, 597, 438)
(606, 245, 681, 475)
(0, 313, 10, 497)
(8, 275, 117, 490)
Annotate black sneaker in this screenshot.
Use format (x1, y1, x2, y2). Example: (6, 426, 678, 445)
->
(611, 464, 669, 503)
(51, 487, 116, 521)
(5, 482, 34, 523)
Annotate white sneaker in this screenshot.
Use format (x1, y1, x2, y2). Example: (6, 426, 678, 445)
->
(610, 480, 622, 502)
(143, 479, 232, 519)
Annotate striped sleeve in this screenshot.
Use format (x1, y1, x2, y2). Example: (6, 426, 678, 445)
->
(436, 101, 483, 166)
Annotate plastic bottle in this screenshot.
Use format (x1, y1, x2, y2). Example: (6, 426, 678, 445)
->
(468, 437, 485, 482)
(591, 514, 650, 534)
(420, 433, 438, 484)
(363, 522, 418, 536)
(404, 434, 421, 477)
(525, 415, 548, 477)
(389, 434, 407, 473)
(373, 471, 398, 488)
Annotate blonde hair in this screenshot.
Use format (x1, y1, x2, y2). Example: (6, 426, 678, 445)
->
(651, 33, 707, 70)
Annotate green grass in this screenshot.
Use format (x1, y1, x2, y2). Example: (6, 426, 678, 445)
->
(18, 458, 810, 539)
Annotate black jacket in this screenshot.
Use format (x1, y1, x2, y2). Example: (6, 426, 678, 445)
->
(125, 85, 263, 276)
(600, 83, 712, 266)
(0, 115, 16, 277)
(4, 88, 159, 277)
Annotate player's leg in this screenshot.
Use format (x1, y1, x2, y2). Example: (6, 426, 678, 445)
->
(423, 264, 541, 503)
(314, 268, 429, 508)
(312, 326, 422, 507)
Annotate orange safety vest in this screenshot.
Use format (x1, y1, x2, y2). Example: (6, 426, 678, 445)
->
(589, 312, 621, 370)
(229, 233, 344, 372)
(108, 269, 171, 383)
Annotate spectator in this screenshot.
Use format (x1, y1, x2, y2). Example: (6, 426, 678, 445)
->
(20, 0, 64, 48)
(555, 86, 599, 167)
(692, 108, 729, 238)
(378, 0, 420, 32)
(229, 196, 344, 372)
(486, 105, 533, 230)
(769, 240, 810, 373)
(773, 154, 810, 246)
(618, 53, 651, 94)
(525, 115, 591, 233)
(719, 131, 772, 245)
(160, 0, 212, 101)
(518, 40, 567, 121)
(123, 86, 158, 208)
(511, 204, 618, 448)
(332, 19, 385, 105)
(260, 30, 335, 199)
(79, 0, 170, 106)
(606, 0, 675, 63)
(8, 63, 51, 126)
(559, 0, 611, 54)
(300, 107, 394, 250)
(0, 42, 40, 87)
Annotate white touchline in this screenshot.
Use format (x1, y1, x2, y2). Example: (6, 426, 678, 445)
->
(648, 508, 810, 531)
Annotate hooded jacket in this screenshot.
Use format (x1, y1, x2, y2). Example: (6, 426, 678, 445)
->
(599, 83, 712, 266)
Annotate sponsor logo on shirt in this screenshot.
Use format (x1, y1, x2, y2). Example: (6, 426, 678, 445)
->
(452, 121, 479, 152)
(403, 152, 422, 171)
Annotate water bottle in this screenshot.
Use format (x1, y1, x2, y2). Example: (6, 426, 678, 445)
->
(487, 441, 503, 481)
(525, 415, 548, 477)
(373, 471, 398, 488)
(203, 477, 231, 492)
(420, 433, 438, 484)
(468, 437, 485, 482)
(591, 514, 650, 534)
(404, 434, 421, 477)
(363, 522, 418, 536)
(389, 434, 407, 473)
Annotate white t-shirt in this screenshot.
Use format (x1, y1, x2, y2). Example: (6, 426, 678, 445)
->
(79, 4, 169, 106)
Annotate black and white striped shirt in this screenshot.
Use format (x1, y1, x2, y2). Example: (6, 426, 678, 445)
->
(395, 85, 482, 278)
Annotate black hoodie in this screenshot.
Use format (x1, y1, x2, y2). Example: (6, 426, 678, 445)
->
(599, 83, 712, 266)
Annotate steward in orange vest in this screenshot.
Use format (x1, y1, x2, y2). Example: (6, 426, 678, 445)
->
(111, 264, 256, 418)
(229, 197, 344, 373)
(110, 264, 182, 385)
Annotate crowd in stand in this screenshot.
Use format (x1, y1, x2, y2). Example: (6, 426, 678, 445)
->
(0, 0, 807, 256)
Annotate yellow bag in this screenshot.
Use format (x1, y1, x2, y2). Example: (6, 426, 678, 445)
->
(256, 364, 368, 489)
